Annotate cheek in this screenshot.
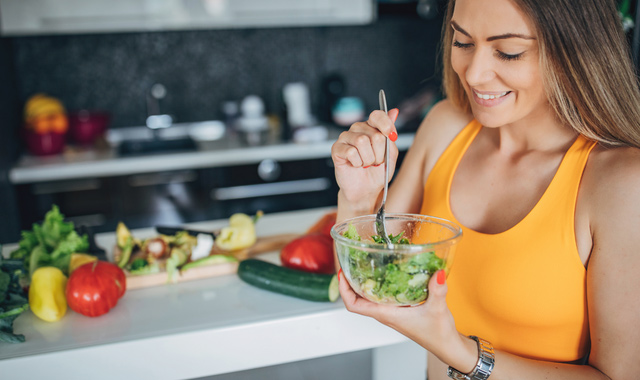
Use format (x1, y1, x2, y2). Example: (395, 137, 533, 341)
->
(450, 52, 468, 86)
(511, 65, 545, 100)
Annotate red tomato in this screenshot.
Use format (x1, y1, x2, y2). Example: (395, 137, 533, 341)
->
(280, 233, 335, 274)
(66, 261, 127, 317)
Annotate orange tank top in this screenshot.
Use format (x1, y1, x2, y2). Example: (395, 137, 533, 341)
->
(419, 120, 596, 362)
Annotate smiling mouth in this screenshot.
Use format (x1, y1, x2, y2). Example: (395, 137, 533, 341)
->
(473, 90, 511, 100)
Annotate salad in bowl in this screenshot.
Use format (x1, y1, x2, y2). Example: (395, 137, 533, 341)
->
(331, 213, 462, 306)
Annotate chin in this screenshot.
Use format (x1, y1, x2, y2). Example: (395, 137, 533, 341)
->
(470, 107, 510, 128)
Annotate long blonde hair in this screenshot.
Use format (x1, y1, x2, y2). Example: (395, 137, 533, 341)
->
(442, 0, 640, 148)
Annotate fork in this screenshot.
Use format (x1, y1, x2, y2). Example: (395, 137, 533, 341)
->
(375, 89, 393, 247)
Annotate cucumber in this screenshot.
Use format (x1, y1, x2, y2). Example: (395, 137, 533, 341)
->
(237, 259, 339, 302)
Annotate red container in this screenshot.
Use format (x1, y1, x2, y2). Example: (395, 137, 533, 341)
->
(68, 110, 110, 145)
(25, 130, 66, 156)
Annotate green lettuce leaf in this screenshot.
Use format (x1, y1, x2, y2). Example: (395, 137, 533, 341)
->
(0, 259, 29, 344)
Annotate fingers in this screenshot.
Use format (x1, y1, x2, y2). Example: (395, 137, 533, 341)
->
(334, 129, 386, 167)
(331, 108, 400, 168)
(388, 108, 399, 125)
(338, 269, 380, 316)
(367, 109, 399, 141)
(425, 270, 448, 313)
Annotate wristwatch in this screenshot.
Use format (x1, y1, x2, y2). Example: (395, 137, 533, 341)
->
(447, 336, 495, 380)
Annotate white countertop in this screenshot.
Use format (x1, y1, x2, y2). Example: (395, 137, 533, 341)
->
(9, 131, 415, 184)
(0, 207, 426, 380)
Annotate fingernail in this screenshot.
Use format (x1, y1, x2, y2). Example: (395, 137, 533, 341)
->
(389, 131, 398, 142)
(437, 270, 446, 285)
(363, 166, 370, 169)
(374, 163, 382, 167)
(338, 269, 343, 282)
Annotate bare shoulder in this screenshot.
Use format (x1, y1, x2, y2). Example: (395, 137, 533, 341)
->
(411, 99, 473, 175)
(414, 99, 473, 147)
(581, 144, 640, 263)
(583, 144, 640, 218)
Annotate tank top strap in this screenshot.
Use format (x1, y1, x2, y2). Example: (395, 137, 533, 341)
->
(421, 119, 482, 215)
(521, 134, 597, 235)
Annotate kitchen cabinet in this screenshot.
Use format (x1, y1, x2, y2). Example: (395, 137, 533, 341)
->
(0, 0, 376, 36)
(0, 207, 427, 380)
(13, 158, 340, 233)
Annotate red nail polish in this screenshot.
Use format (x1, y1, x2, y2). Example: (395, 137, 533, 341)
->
(363, 166, 370, 169)
(389, 131, 398, 142)
(338, 269, 343, 282)
(437, 270, 446, 285)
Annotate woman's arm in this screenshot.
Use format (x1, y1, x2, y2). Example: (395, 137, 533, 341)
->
(581, 146, 640, 379)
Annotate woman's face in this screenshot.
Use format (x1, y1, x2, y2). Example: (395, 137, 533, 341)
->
(450, 0, 548, 128)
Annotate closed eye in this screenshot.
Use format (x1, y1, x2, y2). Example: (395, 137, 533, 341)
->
(496, 51, 524, 61)
(453, 40, 473, 49)
(454, 39, 525, 61)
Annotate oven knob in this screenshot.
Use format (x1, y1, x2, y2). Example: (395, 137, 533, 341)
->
(258, 159, 281, 182)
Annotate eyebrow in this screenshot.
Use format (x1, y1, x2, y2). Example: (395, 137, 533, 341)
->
(451, 20, 536, 41)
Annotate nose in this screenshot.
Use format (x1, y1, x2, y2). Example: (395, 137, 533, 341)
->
(464, 48, 496, 86)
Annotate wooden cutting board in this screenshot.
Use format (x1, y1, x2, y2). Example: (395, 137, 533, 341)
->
(125, 233, 299, 290)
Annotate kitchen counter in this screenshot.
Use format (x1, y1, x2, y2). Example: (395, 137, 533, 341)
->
(9, 128, 415, 184)
(0, 207, 427, 380)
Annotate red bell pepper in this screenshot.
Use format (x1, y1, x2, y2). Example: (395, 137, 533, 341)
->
(280, 233, 335, 274)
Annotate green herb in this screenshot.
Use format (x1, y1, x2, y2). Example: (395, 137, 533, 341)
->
(130, 258, 148, 271)
(0, 258, 29, 343)
(10, 205, 89, 278)
(371, 231, 410, 245)
(127, 261, 161, 276)
(342, 223, 445, 304)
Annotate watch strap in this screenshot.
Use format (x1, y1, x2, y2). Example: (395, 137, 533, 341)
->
(447, 336, 495, 380)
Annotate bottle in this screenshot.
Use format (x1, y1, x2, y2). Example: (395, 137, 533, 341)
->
(237, 95, 269, 146)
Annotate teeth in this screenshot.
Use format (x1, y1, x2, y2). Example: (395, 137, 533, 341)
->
(475, 91, 508, 100)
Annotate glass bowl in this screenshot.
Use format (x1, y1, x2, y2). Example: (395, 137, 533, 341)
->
(331, 213, 462, 306)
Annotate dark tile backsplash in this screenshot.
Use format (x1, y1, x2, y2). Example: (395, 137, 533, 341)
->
(7, 12, 444, 130)
(0, 7, 444, 242)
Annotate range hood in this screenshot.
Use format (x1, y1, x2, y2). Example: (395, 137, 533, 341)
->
(0, 0, 376, 36)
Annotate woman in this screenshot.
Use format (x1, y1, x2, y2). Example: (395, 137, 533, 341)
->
(330, 0, 640, 378)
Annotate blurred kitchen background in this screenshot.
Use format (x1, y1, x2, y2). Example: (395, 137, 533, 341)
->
(0, 0, 446, 244)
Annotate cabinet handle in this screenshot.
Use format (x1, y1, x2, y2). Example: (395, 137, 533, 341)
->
(128, 170, 197, 187)
(211, 178, 331, 201)
(32, 178, 100, 195)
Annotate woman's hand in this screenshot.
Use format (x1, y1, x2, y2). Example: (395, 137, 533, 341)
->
(338, 269, 477, 373)
(331, 109, 400, 215)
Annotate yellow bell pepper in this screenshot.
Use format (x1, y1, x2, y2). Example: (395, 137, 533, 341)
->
(69, 253, 98, 273)
(29, 267, 68, 322)
(215, 213, 258, 251)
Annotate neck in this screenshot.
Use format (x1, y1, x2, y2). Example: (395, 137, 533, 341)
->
(488, 111, 578, 155)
